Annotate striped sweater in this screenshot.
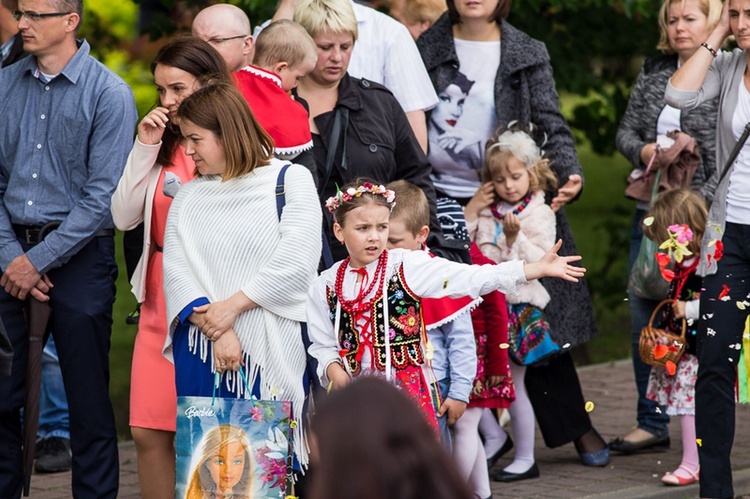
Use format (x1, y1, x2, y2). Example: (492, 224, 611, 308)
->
(163, 159, 322, 464)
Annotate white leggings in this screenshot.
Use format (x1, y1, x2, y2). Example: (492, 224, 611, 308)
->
(453, 407, 491, 498)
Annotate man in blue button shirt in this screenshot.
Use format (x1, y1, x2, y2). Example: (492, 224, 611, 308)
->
(0, 1, 137, 497)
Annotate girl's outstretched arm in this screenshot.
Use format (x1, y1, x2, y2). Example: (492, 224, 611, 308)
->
(522, 240, 586, 282)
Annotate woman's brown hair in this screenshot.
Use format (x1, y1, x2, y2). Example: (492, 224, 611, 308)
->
(446, 0, 511, 25)
(643, 188, 707, 254)
(176, 82, 274, 181)
(150, 35, 232, 167)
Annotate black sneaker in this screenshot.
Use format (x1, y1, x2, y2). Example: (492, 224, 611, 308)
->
(35, 437, 72, 473)
(125, 304, 141, 325)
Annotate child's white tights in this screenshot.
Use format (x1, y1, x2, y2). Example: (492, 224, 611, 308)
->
(479, 407, 508, 458)
(453, 407, 491, 499)
(504, 362, 536, 474)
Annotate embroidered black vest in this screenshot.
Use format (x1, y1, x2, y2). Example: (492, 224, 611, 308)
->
(326, 264, 426, 375)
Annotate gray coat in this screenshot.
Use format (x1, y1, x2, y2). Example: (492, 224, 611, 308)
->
(616, 54, 719, 202)
(665, 49, 748, 276)
(418, 13, 597, 347)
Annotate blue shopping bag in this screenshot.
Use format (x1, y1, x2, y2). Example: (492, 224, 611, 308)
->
(175, 394, 293, 499)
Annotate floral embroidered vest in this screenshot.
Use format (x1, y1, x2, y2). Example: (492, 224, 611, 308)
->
(326, 264, 425, 376)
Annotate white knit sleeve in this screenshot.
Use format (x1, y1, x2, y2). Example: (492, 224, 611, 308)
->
(401, 250, 527, 298)
(305, 272, 340, 387)
(241, 165, 322, 322)
(163, 185, 209, 329)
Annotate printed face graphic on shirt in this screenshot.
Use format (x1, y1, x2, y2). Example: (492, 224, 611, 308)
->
(334, 203, 390, 268)
(428, 71, 483, 172)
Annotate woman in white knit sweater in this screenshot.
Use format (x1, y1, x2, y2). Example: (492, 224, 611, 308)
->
(162, 83, 322, 467)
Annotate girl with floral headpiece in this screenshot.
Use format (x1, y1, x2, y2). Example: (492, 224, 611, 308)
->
(306, 177, 586, 429)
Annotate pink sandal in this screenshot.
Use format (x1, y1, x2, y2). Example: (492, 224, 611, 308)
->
(661, 465, 699, 486)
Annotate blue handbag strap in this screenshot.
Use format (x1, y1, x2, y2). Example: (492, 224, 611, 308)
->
(275, 163, 334, 269)
(275, 163, 291, 219)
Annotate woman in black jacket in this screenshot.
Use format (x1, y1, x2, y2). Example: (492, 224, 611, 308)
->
(293, 0, 450, 262)
(417, 0, 606, 479)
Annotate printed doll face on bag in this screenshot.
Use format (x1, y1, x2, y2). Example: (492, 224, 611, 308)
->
(334, 203, 391, 269)
(490, 155, 531, 205)
(207, 440, 247, 493)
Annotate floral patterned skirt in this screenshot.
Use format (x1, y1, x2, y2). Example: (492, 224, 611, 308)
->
(468, 331, 515, 409)
(646, 353, 698, 416)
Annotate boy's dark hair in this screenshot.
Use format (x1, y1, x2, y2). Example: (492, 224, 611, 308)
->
(386, 180, 429, 236)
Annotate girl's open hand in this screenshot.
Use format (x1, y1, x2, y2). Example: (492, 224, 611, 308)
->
(524, 240, 586, 282)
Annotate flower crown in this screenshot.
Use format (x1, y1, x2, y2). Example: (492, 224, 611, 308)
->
(325, 182, 396, 213)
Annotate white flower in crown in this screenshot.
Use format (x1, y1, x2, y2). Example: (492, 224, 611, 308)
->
(347, 188, 357, 196)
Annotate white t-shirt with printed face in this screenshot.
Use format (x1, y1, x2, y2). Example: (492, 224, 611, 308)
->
(727, 83, 750, 224)
(428, 38, 500, 198)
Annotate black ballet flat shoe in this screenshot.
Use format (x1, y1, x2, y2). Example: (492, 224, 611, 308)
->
(491, 463, 540, 483)
(608, 434, 670, 454)
(487, 435, 514, 469)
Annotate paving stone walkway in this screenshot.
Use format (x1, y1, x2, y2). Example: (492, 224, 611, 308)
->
(29, 359, 750, 498)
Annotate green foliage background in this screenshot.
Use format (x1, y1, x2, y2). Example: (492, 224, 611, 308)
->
(77, 0, 667, 437)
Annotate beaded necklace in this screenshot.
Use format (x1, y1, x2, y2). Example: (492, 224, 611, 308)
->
(490, 192, 533, 221)
(334, 250, 389, 313)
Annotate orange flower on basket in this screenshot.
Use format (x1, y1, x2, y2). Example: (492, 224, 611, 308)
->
(654, 344, 669, 360)
(666, 360, 677, 376)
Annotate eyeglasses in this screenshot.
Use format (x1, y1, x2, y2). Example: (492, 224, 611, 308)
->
(205, 35, 248, 45)
(12, 10, 71, 22)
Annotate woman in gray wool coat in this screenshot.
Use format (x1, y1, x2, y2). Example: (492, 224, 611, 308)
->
(417, 0, 606, 482)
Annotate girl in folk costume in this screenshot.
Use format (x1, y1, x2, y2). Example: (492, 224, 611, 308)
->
(306, 178, 587, 430)
(465, 127, 558, 481)
(644, 189, 708, 486)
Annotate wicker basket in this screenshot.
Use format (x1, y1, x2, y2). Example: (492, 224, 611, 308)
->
(638, 299, 687, 368)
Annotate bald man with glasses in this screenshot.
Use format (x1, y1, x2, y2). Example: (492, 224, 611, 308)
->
(192, 3, 254, 71)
